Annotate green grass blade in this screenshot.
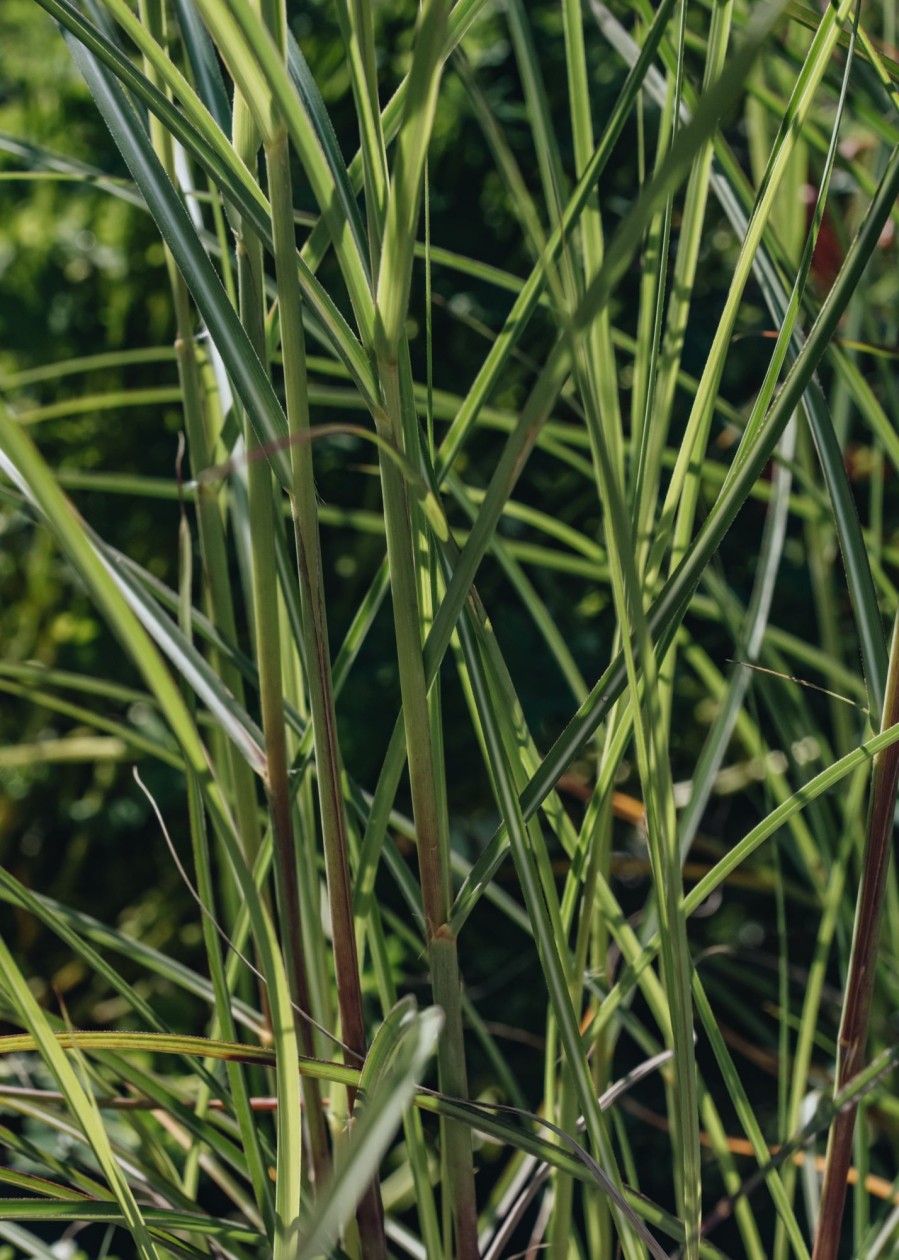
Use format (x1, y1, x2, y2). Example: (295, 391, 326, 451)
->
(0, 940, 162, 1260)
(34, 0, 266, 224)
(285, 26, 370, 278)
(172, 0, 231, 132)
(194, 0, 375, 339)
(0, 1199, 262, 1245)
(298, 1002, 441, 1260)
(375, 0, 452, 355)
(67, 34, 294, 488)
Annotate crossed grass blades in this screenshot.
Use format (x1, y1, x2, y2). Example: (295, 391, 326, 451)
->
(1, 0, 899, 1257)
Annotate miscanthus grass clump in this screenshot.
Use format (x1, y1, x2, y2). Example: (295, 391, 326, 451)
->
(1, 0, 899, 1256)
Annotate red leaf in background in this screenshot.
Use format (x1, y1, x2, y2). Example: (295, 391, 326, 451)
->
(804, 183, 844, 293)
